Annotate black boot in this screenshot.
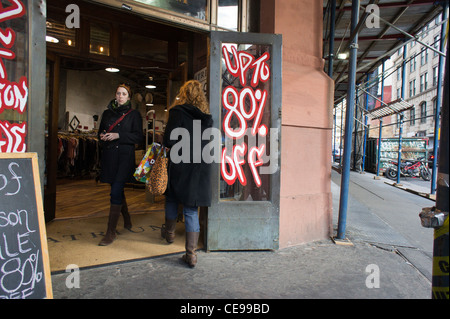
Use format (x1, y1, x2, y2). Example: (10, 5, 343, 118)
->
(121, 197, 132, 230)
(161, 219, 176, 243)
(182, 232, 199, 268)
(99, 204, 122, 246)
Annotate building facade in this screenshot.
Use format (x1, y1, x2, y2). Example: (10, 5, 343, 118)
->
(389, 12, 446, 150)
(1, 0, 333, 254)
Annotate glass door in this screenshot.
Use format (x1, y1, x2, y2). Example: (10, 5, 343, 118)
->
(207, 31, 282, 250)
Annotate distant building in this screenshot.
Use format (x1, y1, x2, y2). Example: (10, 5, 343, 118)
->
(389, 12, 446, 151)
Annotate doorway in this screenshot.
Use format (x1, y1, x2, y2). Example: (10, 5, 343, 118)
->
(44, 0, 208, 271)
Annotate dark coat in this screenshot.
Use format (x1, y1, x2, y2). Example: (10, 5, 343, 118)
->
(163, 104, 213, 207)
(98, 100, 143, 184)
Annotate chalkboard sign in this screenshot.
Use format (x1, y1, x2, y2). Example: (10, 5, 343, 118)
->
(0, 153, 52, 299)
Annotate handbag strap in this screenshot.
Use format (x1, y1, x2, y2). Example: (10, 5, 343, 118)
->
(107, 109, 133, 133)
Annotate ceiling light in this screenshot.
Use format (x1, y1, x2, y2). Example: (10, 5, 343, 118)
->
(146, 84, 156, 89)
(46, 36, 59, 43)
(337, 52, 348, 60)
(146, 103, 154, 106)
(105, 67, 120, 73)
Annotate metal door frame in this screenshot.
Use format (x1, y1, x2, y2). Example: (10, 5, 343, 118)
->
(207, 31, 282, 251)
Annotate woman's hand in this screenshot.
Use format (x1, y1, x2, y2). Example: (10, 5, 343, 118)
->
(100, 132, 120, 141)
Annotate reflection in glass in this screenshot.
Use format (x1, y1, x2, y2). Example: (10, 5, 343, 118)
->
(133, 0, 207, 20)
(220, 43, 272, 202)
(218, 0, 238, 31)
(90, 22, 110, 56)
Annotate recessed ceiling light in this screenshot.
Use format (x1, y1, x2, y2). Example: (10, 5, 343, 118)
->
(146, 84, 156, 89)
(105, 67, 120, 73)
(46, 36, 59, 43)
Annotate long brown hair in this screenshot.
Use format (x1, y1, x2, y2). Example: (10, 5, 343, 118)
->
(170, 80, 210, 114)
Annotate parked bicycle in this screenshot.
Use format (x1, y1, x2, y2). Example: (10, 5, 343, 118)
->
(385, 158, 431, 181)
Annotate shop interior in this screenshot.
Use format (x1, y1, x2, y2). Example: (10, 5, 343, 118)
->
(45, 0, 208, 221)
(43, 0, 210, 270)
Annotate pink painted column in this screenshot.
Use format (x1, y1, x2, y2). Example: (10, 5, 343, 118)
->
(261, 0, 334, 247)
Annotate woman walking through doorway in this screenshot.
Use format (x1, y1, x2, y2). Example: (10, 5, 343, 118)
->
(162, 80, 213, 267)
(98, 83, 143, 246)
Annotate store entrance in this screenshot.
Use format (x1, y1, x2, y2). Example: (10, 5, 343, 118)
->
(44, 0, 208, 271)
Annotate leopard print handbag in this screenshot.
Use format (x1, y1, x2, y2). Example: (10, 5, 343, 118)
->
(148, 147, 168, 195)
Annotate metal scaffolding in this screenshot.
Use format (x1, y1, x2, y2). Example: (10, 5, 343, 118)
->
(323, 0, 448, 240)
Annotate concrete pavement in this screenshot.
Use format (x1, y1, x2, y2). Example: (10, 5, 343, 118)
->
(51, 169, 436, 301)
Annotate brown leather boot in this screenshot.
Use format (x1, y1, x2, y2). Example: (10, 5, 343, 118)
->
(161, 219, 176, 243)
(182, 232, 199, 268)
(99, 204, 122, 246)
(121, 197, 132, 230)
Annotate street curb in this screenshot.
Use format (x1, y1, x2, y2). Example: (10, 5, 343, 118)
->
(331, 165, 435, 202)
(384, 181, 436, 201)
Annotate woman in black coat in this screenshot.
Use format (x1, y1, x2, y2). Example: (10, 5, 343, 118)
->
(162, 80, 213, 267)
(97, 83, 143, 246)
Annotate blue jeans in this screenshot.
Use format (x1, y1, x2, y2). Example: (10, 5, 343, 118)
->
(110, 181, 125, 205)
(165, 197, 199, 233)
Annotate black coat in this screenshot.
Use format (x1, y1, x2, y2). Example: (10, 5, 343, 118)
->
(98, 100, 143, 184)
(163, 104, 213, 207)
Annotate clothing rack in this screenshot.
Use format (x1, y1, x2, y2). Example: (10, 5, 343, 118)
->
(56, 131, 100, 179)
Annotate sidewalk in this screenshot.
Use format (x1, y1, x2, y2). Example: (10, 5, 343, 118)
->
(51, 169, 435, 300)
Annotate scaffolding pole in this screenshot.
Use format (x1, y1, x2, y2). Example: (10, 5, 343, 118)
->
(376, 60, 386, 177)
(431, 3, 448, 195)
(337, 0, 359, 240)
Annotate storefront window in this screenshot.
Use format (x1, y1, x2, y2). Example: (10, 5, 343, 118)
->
(90, 22, 110, 56)
(133, 0, 207, 21)
(121, 32, 168, 63)
(220, 43, 272, 201)
(218, 0, 239, 31)
(0, 0, 29, 153)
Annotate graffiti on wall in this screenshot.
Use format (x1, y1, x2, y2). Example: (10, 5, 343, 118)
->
(0, 0, 28, 153)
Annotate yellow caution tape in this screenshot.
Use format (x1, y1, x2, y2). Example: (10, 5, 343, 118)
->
(435, 215, 449, 239)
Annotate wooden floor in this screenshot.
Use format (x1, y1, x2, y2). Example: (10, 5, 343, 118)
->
(55, 179, 165, 220)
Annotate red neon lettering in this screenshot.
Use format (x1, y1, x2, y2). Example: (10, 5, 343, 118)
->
(248, 144, 265, 188)
(222, 46, 239, 78)
(0, 120, 27, 153)
(0, 27, 15, 48)
(0, 0, 28, 153)
(222, 86, 247, 139)
(222, 46, 271, 88)
(221, 46, 271, 188)
(0, 76, 28, 114)
(0, 0, 26, 23)
(221, 147, 236, 185)
(220, 144, 248, 186)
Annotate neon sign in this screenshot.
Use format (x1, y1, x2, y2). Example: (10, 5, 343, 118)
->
(0, 0, 28, 153)
(220, 45, 270, 188)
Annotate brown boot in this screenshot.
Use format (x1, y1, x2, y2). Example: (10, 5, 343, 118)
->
(182, 232, 199, 268)
(99, 204, 122, 246)
(121, 197, 132, 230)
(161, 219, 176, 243)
